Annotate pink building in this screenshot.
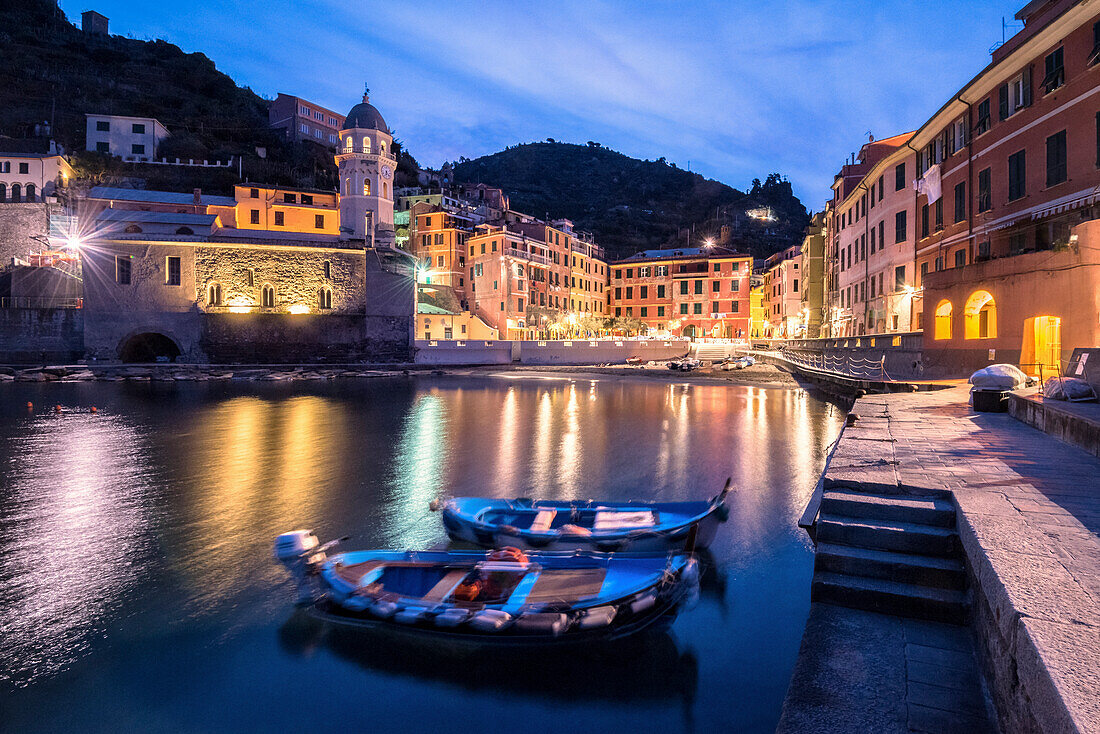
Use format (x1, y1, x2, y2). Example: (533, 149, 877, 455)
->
(269, 93, 345, 149)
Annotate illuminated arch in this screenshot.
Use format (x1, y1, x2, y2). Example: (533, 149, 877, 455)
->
(261, 283, 276, 308)
(363, 178, 371, 196)
(361, 136, 370, 154)
(964, 290, 997, 339)
(318, 286, 332, 310)
(934, 300, 953, 340)
(207, 282, 222, 306)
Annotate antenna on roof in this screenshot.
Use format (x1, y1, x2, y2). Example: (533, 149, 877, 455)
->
(363, 84, 370, 102)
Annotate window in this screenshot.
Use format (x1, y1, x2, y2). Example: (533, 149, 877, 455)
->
(934, 301, 953, 340)
(116, 256, 131, 285)
(949, 115, 968, 155)
(656, 265, 668, 277)
(166, 256, 181, 286)
(96, 120, 109, 132)
(978, 241, 991, 261)
(694, 280, 703, 294)
(954, 182, 966, 223)
(1046, 130, 1067, 187)
(640, 307, 648, 318)
(921, 262, 929, 278)
(869, 183, 876, 209)
(301, 194, 313, 205)
(274, 211, 285, 226)
(999, 68, 1031, 119)
(262, 284, 276, 308)
(315, 214, 325, 229)
(614, 287, 622, 299)
(713, 262, 721, 272)
(657, 284, 665, 298)
(625, 268, 634, 278)
(640, 286, 648, 299)
(731, 279, 739, 292)
(208, 283, 222, 306)
(712, 280, 720, 292)
(626, 287, 633, 299)
(870, 225, 876, 253)
(131, 144, 145, 155)
(657, 306, 665, 317)
(895, 210, 907, 242)
(132, 123, 145, 134)
(894, 266, 906, 292)
(323, 261, 331, 280)
(964, 291, 997, 339)
(96, 141, 109, 153)
(1042, 47, 1064, 94)
(363, 179, 371, 196)
(693, 303, 702, 315)
(878, 221, 885, 252)
(1008, 149, 1026, 201)
(680, 281, 688, 295)
(978, 168, 992, 212)
(878, 175, 884, 202)
(793, 279, 799, 293)
(921, 204, 929, 238)
(711, 301, 719, 313)
(975, 99, 991, 135)
(955, 249, 967, 268)
(895, 163, 906, 191)
(680, 304, 689, 315)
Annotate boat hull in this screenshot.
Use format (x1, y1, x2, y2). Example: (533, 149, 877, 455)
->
(306, 549, 699, 645)
(441, 496, 729, 552)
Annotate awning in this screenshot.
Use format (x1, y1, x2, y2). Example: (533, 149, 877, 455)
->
(1031, 188, 1100, 220)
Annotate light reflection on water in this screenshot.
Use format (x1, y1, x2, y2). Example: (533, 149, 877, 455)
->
(0, 412, 153, 687)
(0, 376, 843, 733)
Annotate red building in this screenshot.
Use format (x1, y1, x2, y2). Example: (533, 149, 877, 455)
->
(268, 93, 345, 149)
(609, 247, 752, 339)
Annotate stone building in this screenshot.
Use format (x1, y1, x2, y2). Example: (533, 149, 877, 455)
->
(78, 90, 414, 363)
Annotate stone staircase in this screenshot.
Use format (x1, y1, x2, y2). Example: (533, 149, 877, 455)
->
(692, 343, 732, 361)
(811, 489, 968, 624)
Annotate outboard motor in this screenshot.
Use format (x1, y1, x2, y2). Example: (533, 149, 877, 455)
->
(681, 557, 701, 610)
(274, 530, 325, 605)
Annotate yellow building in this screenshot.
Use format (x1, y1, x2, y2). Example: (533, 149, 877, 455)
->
(749, 275, 767, 339)
(215, 185, 341, 236)
(417, 304, 498, 340)
(567, 237, 608, 315)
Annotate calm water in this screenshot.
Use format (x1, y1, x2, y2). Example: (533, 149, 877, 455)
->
(0, 374, 843, 733)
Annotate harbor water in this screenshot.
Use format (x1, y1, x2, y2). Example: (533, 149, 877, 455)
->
(0, 374, 843, 733)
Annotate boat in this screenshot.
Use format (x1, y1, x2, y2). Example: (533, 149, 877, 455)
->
(438, 481, 731, 552)
(720, 356, 755, 371)
(678, 357, 701, 372)
(625, 356, 644, 366)
(274, 536, 700, 644)
(666, 359, 683, 370)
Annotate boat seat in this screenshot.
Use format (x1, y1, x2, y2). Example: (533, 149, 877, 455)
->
(514, 612, 568, 635)
(524, 568, 606, 605)
(422, 569, 469, 603)
(593, 510, 656, 530)
(529, 509, 556, 532)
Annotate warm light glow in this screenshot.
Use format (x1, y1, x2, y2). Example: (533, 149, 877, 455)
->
(287, 304, 311, 315)
(226, 306, 252, 314)
(65, 236, 82, 250)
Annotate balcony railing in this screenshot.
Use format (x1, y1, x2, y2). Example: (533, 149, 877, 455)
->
(337, 146, 397, 163)
(507, 247, 550, 266)
(1, 297, 82, 309)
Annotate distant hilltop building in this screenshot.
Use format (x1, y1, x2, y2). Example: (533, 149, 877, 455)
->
(85, 114, 169, 162)
(81, 10, 108, 35)
(269, 93, 344, 149)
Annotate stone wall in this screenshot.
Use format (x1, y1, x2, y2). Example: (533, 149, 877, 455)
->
(200, 313, 377, 363)
(0, 203, 48, 266)
(194, 245, 366, 313)
(0, 308, 84, 363)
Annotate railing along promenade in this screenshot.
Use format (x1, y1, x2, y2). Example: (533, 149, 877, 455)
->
(767, 331, 927, 385)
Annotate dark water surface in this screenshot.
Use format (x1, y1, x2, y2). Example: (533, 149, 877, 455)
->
(0, 374, 843, 733)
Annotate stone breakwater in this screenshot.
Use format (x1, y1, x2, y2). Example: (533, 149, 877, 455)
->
(0, 365, 419, 383)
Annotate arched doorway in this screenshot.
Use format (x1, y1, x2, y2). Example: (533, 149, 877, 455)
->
(682, 325, 697, 339)
(964, 291, 997, 339)
(934, 300, 953, 340)
(119, 333, 182, 363)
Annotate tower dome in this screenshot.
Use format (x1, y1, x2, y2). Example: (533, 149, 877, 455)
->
(341, 89, 389, 133)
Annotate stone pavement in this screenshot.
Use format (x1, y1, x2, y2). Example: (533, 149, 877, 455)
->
(777, 605, 996, 733)
(788, 385, 1100, 733)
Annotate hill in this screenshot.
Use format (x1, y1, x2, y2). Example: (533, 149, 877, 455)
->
(452, 142, 810, 261)
(0, 0, 420, 193)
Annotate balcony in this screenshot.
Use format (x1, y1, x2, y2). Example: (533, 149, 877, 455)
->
(507, 246, 550, 266)
(336, 146, 398, 164)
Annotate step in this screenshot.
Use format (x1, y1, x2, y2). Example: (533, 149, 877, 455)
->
(820, 490, 956, 527)
(817, 515, 959, 557)
(815, 542, 966, 590)
(811, 571, 968, 624)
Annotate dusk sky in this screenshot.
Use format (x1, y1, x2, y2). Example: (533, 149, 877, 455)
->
(59, 0, 1020, 210)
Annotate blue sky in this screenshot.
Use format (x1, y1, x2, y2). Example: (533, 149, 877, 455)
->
(60, 0, 1020, 209)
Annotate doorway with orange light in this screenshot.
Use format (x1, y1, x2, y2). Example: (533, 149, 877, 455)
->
(1021, 316, 1062, 378)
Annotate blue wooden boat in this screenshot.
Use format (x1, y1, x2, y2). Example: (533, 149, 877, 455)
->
(274, 533, 700, 644)
(438, 480, 731, 552)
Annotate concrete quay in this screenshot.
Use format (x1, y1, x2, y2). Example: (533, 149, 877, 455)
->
(780, 385, 1100, 734)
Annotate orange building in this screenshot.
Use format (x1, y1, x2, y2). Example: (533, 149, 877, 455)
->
(608, 247, 752, 339)
(411, 204, 474, 306)
(222, 185, 340, 236)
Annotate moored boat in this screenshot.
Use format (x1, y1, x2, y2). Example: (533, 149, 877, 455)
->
(439, 481, 731, 552)
(274, 536, 700, 644)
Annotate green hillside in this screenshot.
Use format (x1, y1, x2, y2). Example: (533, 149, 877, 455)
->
(453, 142, 810, 260)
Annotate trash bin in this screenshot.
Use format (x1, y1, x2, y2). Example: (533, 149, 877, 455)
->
(972, 389, 1009, 412)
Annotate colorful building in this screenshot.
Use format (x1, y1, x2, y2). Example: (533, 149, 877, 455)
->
(268, 93, 344, 149)
(762, 245, 802, 338)
(749, 273, 767, 340)
(417, 303, 498, 341)
(608, 246, 752, 339)
(823, 0, 1100, 377)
